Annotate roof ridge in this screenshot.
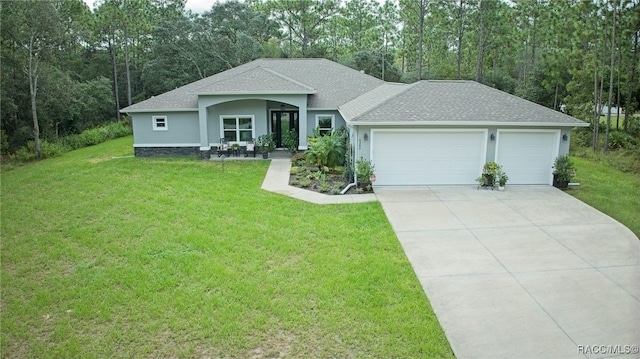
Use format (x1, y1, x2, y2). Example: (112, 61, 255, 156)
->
(190, 64, 316, 93)
(257, 66, 316, 92)
(189, 64, 260, 92)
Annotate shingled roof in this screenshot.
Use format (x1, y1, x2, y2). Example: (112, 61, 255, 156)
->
(193, 66, 316, 95)
(343, 80, 588, 126)
(338, 82, 411, 120)
(122, 59, 587, 127)
(121, 58, 383, 112)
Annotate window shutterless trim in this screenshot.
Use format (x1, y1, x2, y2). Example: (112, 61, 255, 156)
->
(152, 115, 168, 131)
(315, 114, 335, 135)
(219, 115, 255, 143)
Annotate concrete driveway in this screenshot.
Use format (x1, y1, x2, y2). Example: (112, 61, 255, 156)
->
(376, 186, 640, 359)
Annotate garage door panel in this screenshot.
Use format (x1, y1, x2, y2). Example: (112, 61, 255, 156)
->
(496, 131, 559, 185)
(371, 130, 486, 185)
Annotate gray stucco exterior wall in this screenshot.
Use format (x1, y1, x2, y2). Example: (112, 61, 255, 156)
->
(206, 99, 268, 146)
(131, 111, 199, 146)
(306, 110, 345, 137)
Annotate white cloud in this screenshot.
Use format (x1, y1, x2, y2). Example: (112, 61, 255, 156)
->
(185, 0, 214, 13)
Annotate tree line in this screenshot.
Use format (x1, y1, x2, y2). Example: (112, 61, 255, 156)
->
(1, 0, 638, 157)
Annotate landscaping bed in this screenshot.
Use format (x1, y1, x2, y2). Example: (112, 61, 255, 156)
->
(288, 153, 374, 195)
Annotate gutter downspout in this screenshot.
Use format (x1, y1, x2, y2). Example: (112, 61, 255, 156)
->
(340, 125, 358, 194)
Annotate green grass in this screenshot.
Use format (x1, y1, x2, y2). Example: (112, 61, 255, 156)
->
(1, 136, 453, 358)
(569, 156, 640, 238)
(571, 145, 640, 174)
(599, 114, 627, 128)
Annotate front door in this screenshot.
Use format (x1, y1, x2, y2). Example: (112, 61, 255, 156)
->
(271, 111, 299, 148)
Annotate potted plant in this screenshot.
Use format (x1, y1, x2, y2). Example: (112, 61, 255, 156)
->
(282, 129, 298, 154)
(355, 157, 375, 189)
(497, 170, 508, 191)
(256, 134, 275, 159)
(552, 155, 575, 189)
(231, 143, 240, 156)
(477, 162, 501, 189)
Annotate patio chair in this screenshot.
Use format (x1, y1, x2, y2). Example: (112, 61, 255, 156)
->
(245, 138, 256, 157)
(217, 138, 230, 157)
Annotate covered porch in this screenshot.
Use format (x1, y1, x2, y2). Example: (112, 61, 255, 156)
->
(197, 95, 309, 158)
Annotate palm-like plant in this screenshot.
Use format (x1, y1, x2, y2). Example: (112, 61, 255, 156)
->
(305, 127, 346, 172)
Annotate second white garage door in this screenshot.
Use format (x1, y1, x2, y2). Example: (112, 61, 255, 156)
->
(371, 129, 487, 185)
(495, 130, 560, 185)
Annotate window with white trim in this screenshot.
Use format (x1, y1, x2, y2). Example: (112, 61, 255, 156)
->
(220, 116, 254, 142)
(316, 114, 334, 136)
(153, 116, 168, 131)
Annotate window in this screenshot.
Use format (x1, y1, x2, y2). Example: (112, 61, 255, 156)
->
(220, 116, 254, 142)
(153, 116, 168, 131)
(316, 115, 334, 136)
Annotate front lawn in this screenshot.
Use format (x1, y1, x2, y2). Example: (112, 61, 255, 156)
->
(1, 136, 453, 358)
(569, 156, 640, 238)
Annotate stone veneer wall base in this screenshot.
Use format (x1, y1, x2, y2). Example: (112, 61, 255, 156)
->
(134, 146, 201, 157)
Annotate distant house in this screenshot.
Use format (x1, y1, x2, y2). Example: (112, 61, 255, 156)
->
(600, 105, 622, 115)
(121, 58, 588, 186)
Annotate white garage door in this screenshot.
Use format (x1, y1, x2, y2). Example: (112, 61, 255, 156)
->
(371, 129, 487, 185)
(495, 130, 560, 185)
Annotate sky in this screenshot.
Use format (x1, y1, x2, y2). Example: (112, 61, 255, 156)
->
(83, 0, 215, 14)
(183, 0, 214, 13)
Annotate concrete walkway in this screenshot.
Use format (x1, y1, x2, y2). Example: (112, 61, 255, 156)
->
(261, 158, 377, 204)
(376, 186, 640, 359)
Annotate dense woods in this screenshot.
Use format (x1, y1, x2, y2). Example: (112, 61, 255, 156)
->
(1, 0, 638, 156)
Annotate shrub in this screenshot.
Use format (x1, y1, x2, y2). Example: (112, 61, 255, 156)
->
(355, 157, 375, 181)
(291, 152, 306, 165)
(571, 128, 592, 148)
(300, 178, 311, 188)
(0, 130, 9, 155)
(282, 128, 298, 153)
(625, 116, 640, 137)
(8, 139, 69, 161)
(305, 127, 346, 171)
(297, 167, 310, 178)
(608, 131, 637, 150)
(257, 134, 275, 154)
(41, 140, 70, 158)
(12, 143, 37, 162)
(553, 155, 576, 183)
(319, 181, 331, 193)
(62, 121, 131, 150)
(9, 121, 132, 164)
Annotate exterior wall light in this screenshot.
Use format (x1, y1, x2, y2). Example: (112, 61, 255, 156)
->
(562, 133, 568, 141)
(490, 133, 495, 141)
(364, 133, 369, 141)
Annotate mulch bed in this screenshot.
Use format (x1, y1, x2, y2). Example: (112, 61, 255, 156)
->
(288, 161, 374, 195)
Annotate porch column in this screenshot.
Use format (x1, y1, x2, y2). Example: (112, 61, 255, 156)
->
(298, 101, 308, 150)
(198, 101, 210, 156)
